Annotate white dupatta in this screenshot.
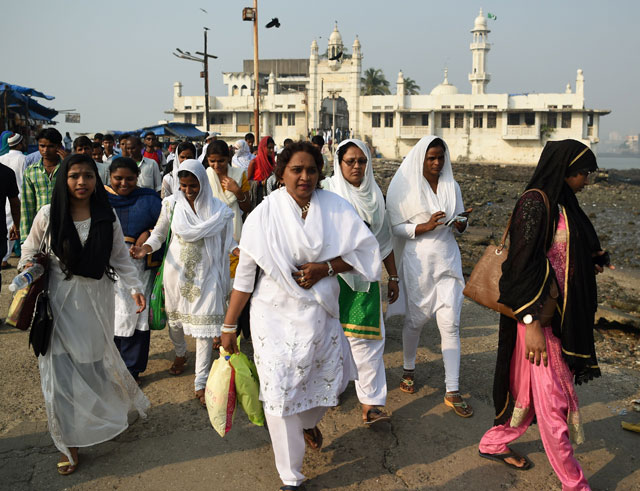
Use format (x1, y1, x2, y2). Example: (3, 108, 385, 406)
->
(386, 135, 459, 227)
(239, 187, 381, 318)
(231, 139, 252, 170)
(206, 165, 245, 242)
(323, 138, 393, 292)
(171, 159, 235, 296)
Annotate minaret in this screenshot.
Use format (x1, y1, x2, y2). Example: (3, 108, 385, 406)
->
(328, 22, 344, 71)
(309, 39, 319, 131)
(468, 9, 491, 95)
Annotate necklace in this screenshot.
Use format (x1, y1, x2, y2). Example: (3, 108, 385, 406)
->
(300, 201, 311, 214)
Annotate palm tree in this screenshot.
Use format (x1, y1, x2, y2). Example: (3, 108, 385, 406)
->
(361, 68, 390, 95)
(404, 77, 421, 95)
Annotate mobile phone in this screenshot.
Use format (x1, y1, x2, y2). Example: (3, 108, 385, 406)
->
(445, 214, 468, 227)
(593, 251, 611, 267)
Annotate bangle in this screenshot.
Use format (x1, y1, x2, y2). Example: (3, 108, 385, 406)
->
(389, 276, 400, 282)
(222, 323, 237, 328)
(221, 326, 237, 334)
(237, 193, 248, 203)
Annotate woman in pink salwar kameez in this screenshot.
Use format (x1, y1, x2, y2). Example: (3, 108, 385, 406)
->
(478, 140, 612, 491)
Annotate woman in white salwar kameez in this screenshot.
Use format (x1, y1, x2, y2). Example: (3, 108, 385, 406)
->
(322, 138, 399, 426)
(132, 159, 235, 406)
(19, 154, 149, 475)
(386, 136, 474, 418)
(222, 141, 381, 491)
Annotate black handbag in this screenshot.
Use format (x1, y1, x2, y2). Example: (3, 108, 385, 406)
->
(28, 288, 54, 357)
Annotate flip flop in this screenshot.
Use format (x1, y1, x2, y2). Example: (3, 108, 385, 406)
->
(363, 407, 391, 426)
(303, 426, 323, 450)
(57, 460, 78, 475)
(279, 486, 303, 490)
(478, 449, 532, 470)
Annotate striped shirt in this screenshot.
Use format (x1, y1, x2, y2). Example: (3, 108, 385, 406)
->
(20, 158, 60, 242)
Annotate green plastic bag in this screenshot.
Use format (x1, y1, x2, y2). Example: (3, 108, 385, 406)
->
(149, 206, 174, 330)
(229, 340, 265, 426)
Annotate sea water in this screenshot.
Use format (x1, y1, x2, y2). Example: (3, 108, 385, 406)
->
(597, 155, 640, 170)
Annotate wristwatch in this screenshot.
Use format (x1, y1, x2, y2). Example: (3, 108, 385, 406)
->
(523, 314, 534, 325)
(326, 261, 335, 277)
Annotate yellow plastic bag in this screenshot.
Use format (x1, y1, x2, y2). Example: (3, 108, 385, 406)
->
(230, 351, 265, 426)
(205, 348, 236, 437)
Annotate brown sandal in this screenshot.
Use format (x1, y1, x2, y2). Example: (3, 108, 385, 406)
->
(400, 369, 415, 394)
(169, 356, 187, 375)
(195, 389, 206, 407)
(303, 426, 323, 450)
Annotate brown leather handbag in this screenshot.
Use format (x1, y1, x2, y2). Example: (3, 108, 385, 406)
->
(6, 251, 50, 331)
(463, 188, 558, 323)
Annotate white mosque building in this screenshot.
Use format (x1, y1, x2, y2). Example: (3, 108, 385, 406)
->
(167, 10, 609, 164)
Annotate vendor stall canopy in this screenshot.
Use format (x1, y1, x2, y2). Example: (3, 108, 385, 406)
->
(0, 82, 58, 123)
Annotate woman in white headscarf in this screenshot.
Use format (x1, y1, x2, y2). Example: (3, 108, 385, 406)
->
(386, 136, 473, 418)
(322, 138, 398, 426)
(221, 141, 381, 491)
(131, 159, 235, 405)
(205, 140, 251, 277)
(231, 139, 253, 170)
(161, 141, 196, 198)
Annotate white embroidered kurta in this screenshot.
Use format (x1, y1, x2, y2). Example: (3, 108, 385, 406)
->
(234, 188, 381, 417)
(20, 205, 149, 464)
(145, 199, 230, 337)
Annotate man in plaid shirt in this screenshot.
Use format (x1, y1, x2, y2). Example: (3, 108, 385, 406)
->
(20, 128, 68, 242)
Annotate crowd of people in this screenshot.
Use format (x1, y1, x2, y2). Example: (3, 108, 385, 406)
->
(0, 125, 609, 490)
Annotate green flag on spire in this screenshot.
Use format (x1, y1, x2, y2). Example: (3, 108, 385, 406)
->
(487, 12, 497, 20)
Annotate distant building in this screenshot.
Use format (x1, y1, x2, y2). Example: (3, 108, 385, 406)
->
(167, 10, 610, 164)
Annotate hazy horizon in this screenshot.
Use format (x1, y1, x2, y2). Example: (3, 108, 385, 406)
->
(4, 0, 638, 140)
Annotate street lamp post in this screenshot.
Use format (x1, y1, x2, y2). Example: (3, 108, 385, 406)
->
(173, 27, 217, 132)
(243, 1, 261, 141)
(327, 89, 341, 148)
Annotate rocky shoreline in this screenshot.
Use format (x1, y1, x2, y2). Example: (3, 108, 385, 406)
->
(372, 160, 640, 369)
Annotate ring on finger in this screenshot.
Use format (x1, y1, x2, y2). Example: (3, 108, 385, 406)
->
(528, 351, 535, 357)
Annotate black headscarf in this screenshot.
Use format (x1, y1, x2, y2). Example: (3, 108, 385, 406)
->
(49, 154, 116, 280)
(492, 140, 601, 425)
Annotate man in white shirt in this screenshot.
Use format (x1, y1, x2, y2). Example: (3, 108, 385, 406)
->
(126, 136, 162, 192)
(0, 133, 27, 266)
(102, 134, 119, 165)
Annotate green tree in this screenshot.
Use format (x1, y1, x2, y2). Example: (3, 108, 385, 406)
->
(404, 77, 421, 95)
(361, 68, 390, 95)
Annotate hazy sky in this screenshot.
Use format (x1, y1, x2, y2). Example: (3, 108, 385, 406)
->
(4, 0, 638, 139)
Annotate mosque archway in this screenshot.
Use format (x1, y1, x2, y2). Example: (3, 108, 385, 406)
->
(319, 96, 349, 142)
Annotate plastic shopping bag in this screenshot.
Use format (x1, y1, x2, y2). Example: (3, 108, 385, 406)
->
(205, 348, 237, 437)
(230, 351, 265, 426)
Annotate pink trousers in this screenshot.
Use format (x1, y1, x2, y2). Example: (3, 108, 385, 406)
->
(479, 324, 590, 491)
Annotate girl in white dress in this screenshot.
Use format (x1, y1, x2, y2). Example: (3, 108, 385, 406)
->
(222, 141, 381, 490)
(20, 154, 148, 475)
(131, 159, 235, 405)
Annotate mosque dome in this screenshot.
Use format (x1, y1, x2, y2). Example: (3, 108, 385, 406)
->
(473, 9, 488, 30)
(430, 69, 459, 95)
(329, 22, 343, 46)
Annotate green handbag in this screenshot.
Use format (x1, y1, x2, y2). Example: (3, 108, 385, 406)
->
(149, 205, 175, 330)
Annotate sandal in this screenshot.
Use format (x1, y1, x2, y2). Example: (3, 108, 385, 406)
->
(303, 426, 323, 450)
(57, 449, 79, 475)
(169, 356, 187, 375)
(279, 486, 304, 490)
(444, 392, 474, 418)
(363, 407, 391, 426)
(195, 389, 206, 407)
(478, 449, 532, 470)
(400, 369, 415, 394)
